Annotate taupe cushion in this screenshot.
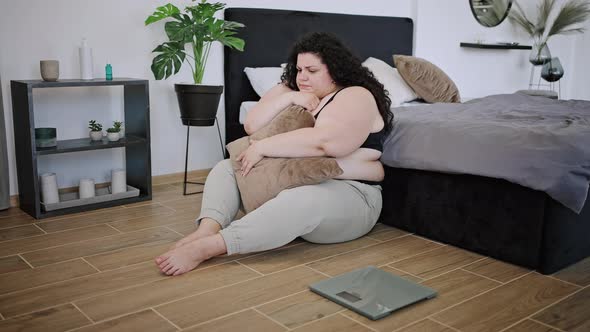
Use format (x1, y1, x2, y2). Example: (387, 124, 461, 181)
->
(226, 105, 343, 213)
(393, 55, 461, 103)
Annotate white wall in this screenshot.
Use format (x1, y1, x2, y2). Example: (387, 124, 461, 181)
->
(0, 0, 585, 196)
(571, 19, 590, 100)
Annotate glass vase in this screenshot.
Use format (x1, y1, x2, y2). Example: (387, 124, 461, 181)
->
(541, 57, 564, 82)
(529, 41, 551, 66)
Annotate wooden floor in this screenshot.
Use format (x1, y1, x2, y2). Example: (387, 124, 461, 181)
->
(0, 181, 589, 332)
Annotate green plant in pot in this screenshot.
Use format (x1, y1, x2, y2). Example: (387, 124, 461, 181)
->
(88, 120, 103, 142)
(106, 121, 123, 142)
(145, 0, 245, 126)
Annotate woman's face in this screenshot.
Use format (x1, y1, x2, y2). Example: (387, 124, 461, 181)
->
(296, 52, 337, 98)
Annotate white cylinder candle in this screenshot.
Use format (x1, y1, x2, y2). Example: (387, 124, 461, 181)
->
(40, 173, 59, 204)
(111, 169, 127, 194)
(79, 178, 96, 199)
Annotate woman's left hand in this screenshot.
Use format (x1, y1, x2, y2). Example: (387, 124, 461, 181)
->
(237, 139, 264, 176)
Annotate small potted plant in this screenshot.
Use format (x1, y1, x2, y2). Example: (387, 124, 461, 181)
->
(106, 121, 122, 142)
(88, 120, 103, 141)
(145, 0, 246, 126)
(114, 120, 124, 138)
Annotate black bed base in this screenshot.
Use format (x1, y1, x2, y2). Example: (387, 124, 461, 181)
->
(379, 166, 590, 274)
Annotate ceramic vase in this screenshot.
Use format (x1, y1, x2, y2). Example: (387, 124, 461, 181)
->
(89, 131, 103, 141)
(40, 60, 59, 82)
(107, 132, 120, 142)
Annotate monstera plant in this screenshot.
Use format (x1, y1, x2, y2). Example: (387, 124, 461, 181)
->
(146, 0, 245, 126)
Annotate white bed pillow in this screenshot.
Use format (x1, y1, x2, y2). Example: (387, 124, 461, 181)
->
(362, 57, 418, 107)
(244, 66, 284, 97)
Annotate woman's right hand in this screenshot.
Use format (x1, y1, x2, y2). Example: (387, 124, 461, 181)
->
(290, 92, 320, 111)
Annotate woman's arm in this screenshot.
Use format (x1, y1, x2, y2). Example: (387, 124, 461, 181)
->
(243, 84, 320, 134)
(259, 87, 377, 158)
(238, 87, 380, 175)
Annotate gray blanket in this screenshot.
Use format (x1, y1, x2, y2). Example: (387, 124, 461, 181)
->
(382, 93, 590, 213)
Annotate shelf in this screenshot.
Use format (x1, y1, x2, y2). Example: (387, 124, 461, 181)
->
(39, 194, 151, 219)
(460, 42, 532, 50)
(11, 78, 147, 88)
(11, 78, 151, 219)
(36, 135, 146, 155)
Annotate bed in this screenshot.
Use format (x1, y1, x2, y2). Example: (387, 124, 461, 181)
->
(223, 8, 590, 274)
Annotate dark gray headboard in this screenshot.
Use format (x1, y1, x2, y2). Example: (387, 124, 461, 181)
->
(223, 8, 414, 143)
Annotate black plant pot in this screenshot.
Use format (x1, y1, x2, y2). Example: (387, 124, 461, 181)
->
(174, 84, 223, 126)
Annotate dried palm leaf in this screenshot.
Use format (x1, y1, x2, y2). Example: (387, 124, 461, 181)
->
(548, 0, 590, 37)
(509, 0, 590, 41)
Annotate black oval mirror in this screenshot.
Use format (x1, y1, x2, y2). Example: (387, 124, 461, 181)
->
(470, 0, 513, 27)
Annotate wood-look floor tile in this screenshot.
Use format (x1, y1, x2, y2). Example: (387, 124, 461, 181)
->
(0, 225, 119, 257)
(389, 245, 483, 280)
(158, 197, 202, 214)
(155, 266, 325, 328)
(553, 257, 590, 287)
(36, 203, 175, 233)
(341, 269, 499, 332)
(22, 227, 180, 267)
(307, 235, 442, 277)
(152, 188, 186, 203)
(0, 255, 30, 274)
(164, 221, 196, 236)
(366, 228, 409, 242)
(367, 223, 392, 233)
(0, 225, 44, 242)
(257, 290, 342, 329)
(462, 257, 530, 283)
(0, 213, 35, 229)
(0, 304, 90, 332)
(85, 238, 179, 271)
(239, 237, 379, 275)
(152, 183, 180, 194)
(72, 309, 176, 332)
(292, 314, 372, 332)
(108, 210, 195, 233)
(503, 319, 560, 332)
(0, 262, 165, 318)
(381, 266, 423, 283)
(39, 206, 126, 223)
(0, 208, 26, 219)
(0, 259, 97, 295)
(533, 287, 590, 332)
(184, 309, 286, 332)
(396, 319, 454, 332)
(432, 273, 579, 332)
(76, 262, 259, 321)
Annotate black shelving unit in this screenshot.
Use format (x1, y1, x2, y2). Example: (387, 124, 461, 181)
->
(10, 78, 152, 219)
(460, 42, 532, 50)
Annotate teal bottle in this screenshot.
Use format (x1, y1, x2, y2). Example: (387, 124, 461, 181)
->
(105, 63, 113, 80)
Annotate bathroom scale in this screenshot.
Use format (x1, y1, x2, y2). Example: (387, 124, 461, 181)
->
(309, 266, 437, 320)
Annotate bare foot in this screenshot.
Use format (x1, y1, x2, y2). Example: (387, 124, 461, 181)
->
(171, 218, 221, 250)
(155, 234, 227, 276)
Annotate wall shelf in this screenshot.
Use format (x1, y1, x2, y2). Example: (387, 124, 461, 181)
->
(36, 135, 146, 156)
(11, 78, 152, 219)
(460, 42, 532, 50)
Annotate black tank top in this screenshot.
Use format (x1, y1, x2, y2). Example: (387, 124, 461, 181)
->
(314, 88, 386, 153)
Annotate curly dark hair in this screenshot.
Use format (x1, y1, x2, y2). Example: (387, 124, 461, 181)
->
(281, 32, 393, 135)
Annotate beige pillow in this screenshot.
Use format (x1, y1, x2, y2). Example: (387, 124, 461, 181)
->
(226, 105, 343, 213)
(393, 55, 461, 103)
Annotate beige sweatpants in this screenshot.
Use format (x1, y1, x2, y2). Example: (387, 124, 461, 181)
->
(197, 159, 382, 255)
